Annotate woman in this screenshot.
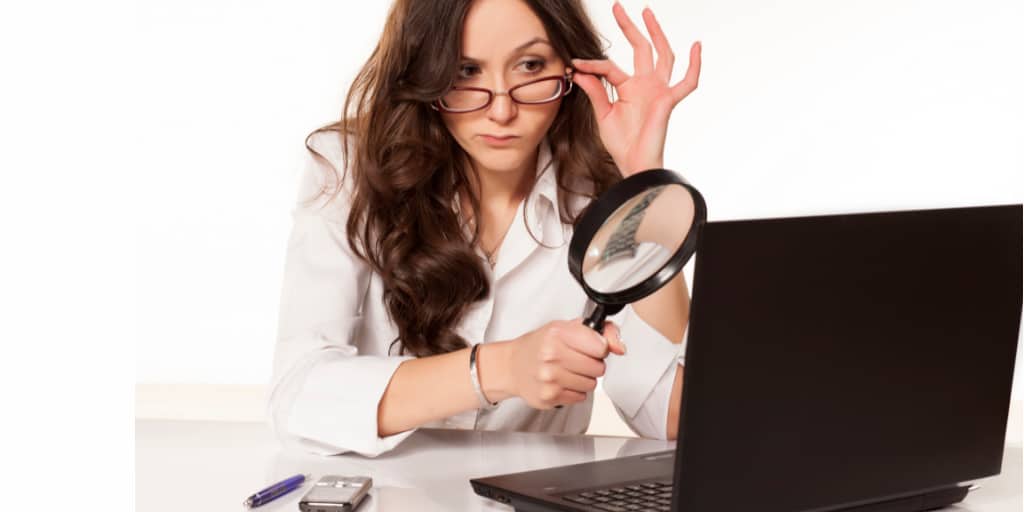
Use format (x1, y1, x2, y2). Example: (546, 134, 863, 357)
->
(270, 0, 701, 457)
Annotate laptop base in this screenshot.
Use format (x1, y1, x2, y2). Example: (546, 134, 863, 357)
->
(828, 485, 971, 512)
(475, 480, 971, 512)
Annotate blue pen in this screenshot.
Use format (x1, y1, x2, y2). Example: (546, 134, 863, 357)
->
(243, 473, 309, 508)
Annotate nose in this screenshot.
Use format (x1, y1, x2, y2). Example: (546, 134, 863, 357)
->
(487, 91, 517, 124)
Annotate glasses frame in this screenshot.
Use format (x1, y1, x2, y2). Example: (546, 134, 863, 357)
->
(431, 71, 575, 113)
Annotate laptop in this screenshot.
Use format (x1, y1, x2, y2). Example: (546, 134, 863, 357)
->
(472, 204, 1022, 512)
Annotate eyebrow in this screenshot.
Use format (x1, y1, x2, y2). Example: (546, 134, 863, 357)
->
(461, 37, 552, 63)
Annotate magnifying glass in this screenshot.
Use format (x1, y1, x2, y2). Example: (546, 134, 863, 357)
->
(568, 169, 707, 335)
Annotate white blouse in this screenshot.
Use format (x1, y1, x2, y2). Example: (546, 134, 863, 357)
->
(268, 130, 688, 457)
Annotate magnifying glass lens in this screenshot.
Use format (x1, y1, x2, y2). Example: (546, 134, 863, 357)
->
(581, 184, 696, 294)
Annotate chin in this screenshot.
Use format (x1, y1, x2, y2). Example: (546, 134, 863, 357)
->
(471, 150, 528, 174)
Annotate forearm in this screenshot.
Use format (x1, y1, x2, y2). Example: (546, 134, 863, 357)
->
(631, 271, 689, 439)
(377, 341, 515, 437)
(667, 364, 683, 440)
(632, 272, 689, 342)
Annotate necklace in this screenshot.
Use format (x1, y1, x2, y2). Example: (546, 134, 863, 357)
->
(482, 224, 511, 268)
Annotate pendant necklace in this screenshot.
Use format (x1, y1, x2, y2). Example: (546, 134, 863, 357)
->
(483, 226, 510, 268)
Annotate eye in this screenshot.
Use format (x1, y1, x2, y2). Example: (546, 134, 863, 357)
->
(457, 64, 480, 80)
(520, 58, 546, 73)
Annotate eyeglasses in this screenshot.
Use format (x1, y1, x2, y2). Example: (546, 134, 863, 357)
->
(431, 71, 574, 113)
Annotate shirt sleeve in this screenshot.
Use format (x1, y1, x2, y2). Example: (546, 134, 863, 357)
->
(266, 134, 416, 457)
(601, 304, 688, 439)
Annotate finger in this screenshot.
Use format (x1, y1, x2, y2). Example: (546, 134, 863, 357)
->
(571, 58, 629, 87)
(612, 1, 654, 74)
(670, 41, 702, 104)
(602, 321, 628, 356)
(571, 71, 612, 120)
(554, 367, 599, 394)
(641, 7, 674, 83)
(555, 389, 588, 406)
(559, 345, 607, 378)
(562, 322, 611, 359)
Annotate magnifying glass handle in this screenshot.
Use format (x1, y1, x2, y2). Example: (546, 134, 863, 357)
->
(554, 308, 605, 411)
(583, 302, 624, 333)
(570, 305, 610, 411)
(557, 304, 624, 410)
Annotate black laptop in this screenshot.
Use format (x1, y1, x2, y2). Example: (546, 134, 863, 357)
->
(472, 204, 1022, 512)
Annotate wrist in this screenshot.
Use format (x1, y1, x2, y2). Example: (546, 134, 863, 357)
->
(478, 341, 516, 402)
(633, 160, 664, 175)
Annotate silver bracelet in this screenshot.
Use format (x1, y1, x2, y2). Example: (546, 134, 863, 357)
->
(469, 343, 499, 410)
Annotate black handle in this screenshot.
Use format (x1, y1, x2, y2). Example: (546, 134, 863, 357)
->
(555, 302, 626, 409)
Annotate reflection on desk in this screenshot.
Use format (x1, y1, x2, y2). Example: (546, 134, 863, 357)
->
(136, 419, 1022, 512)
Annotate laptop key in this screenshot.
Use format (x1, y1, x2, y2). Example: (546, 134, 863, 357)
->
(563, 496, 595, 505)
(559, 481, 674, 512)
(594, 504, 628, 512)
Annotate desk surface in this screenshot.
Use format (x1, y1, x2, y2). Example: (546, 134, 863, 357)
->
(136, 419, 1021, 512)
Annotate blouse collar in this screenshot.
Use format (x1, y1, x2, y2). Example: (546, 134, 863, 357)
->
(455, 137, 568, 248)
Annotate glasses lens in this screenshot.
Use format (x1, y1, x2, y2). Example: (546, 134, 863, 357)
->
(511, 78, 564, 104)
(440, 89, 490, 111)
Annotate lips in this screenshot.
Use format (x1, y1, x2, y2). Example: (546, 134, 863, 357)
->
(480, 134, 519, 146)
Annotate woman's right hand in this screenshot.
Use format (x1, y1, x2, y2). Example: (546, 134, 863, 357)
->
(507, 319, 627, 410)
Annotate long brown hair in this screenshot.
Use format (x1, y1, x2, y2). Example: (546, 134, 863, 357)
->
(304, 0, 621, 357)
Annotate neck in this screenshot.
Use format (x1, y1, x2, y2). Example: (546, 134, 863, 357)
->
(465, 148, 539, 214)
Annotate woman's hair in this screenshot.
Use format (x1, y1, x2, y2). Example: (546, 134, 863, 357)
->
(304, 0, 621, 357)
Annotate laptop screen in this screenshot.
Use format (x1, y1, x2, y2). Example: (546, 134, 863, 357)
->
(674, 204, 1022, 511)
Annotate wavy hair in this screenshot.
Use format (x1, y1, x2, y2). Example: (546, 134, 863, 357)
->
(304, 0, 621, 357)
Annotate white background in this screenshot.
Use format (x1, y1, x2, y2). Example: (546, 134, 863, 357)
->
(133, 0, 1022, 414)
(2, 0, 1020, 508)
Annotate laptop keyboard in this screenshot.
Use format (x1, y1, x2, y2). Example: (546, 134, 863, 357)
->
(560, 479, 674, 511)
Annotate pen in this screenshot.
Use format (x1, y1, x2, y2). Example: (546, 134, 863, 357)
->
(243, 473, 309, 508)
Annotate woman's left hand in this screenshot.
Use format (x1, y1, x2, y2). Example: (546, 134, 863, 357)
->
(571, 3, 701, 178)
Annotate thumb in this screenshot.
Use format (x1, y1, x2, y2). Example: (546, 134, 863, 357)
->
(602, 321, 627, 356)
(571, 72, 612, 120)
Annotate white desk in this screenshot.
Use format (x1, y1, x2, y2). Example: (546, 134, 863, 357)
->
(136, 419, 1021, 512)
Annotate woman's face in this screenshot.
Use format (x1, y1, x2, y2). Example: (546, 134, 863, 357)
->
(440, 0, 568, 177)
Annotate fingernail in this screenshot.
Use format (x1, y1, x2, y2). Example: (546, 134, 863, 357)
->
(619, 339, 628, 354)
